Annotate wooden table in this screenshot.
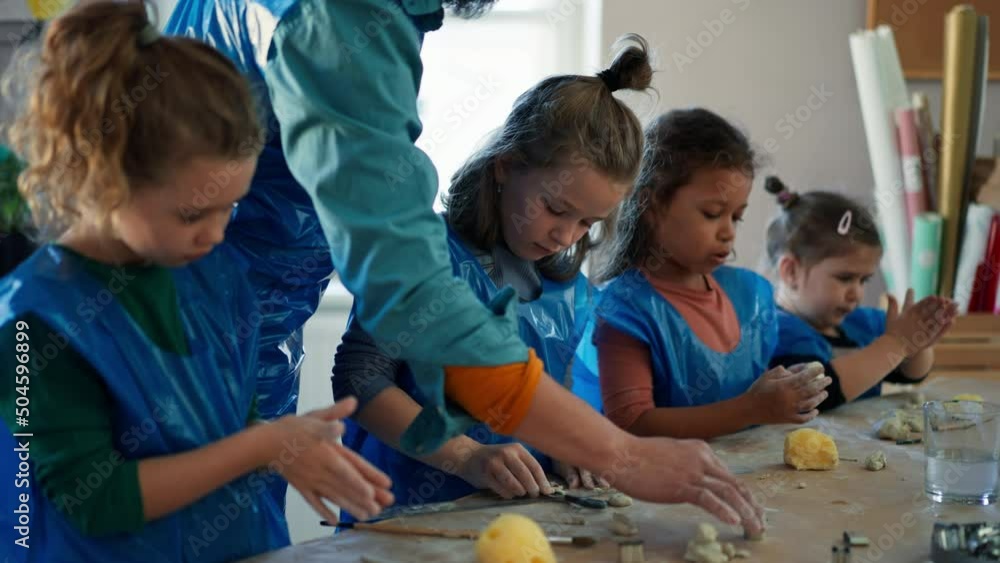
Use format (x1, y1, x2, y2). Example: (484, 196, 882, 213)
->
(243, 375, 1000, 563)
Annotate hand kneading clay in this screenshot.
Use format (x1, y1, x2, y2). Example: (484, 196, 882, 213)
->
(476, 514, 556, 563)
(784, 428, 839, 470)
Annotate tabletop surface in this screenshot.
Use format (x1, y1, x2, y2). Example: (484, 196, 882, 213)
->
(243, 374, 1000, 563)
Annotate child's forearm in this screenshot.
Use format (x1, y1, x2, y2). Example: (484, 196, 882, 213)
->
(831, 335, 908, 401)
(137, 423, 278, 522)
(355, 386, 481, 475)
(627, 395, 755, 440)
(901, 347, 934, 379)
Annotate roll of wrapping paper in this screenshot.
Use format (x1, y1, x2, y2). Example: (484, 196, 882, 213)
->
(959, 15, 990, 249)
(913, 93, 938, 212)
(953, 204, 995, 313)
(876, 26, 911, 110)
(980, 214, 1000, 313)
(936, 5, 980, 298)
(910, 213, 943, 300)
(850, 30, 910, 297)
(897, 107, 928, 233)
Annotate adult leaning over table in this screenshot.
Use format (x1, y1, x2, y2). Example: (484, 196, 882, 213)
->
(164, 0, 765, 533)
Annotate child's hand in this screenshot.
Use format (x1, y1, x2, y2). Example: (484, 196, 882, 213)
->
(266, 397, 394, 522)
(457, 443, 553, 499)
(745, 363, 831, 424)
(552, 459, 610, 490)
(886, 289, 959, 355)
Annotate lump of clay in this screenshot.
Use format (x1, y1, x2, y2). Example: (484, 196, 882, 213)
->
(784, 428, 839, 470)
(864, 450, 887, 471)
(608, 493, 633, 507)
(953, 393, 984, 402)
(685, 523, 751, 562)
(875, 410, 923, 440)
(610, 512, 638, 537)
(476, 514, 556, 563)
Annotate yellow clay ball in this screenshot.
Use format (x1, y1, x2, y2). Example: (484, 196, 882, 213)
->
(476, 513, 556, 563)
(784, 428, 839, 470)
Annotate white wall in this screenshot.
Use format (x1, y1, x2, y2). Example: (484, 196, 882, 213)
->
(600, 0, 998, 301)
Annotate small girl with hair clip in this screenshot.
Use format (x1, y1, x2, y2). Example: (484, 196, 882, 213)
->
(575, 108, 831, 440)
(0, 3, 391, 562)
(765, 176, 958, 411)
(333, 34, 653, 518)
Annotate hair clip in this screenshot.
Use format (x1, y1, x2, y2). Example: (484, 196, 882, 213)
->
(837, 211, 853, 235)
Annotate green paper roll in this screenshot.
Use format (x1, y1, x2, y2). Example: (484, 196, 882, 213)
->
(911, 213, 943, 300)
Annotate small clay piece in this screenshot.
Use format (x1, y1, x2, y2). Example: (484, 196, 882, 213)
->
(684, 523, 750, 562)
(755, 473, 772, 481)
(864, 450, 887, 471)
(610, 512, 638, 537)
(562, 515, 586, 526)
(684, 544, 727, 563)
(694, 523, 718, 543)
(722, 542, 736, 558)
(875, 410, 923, 440)
(796, 482, 807, 489)
(684, 523, 725, 563)
(909, 392, 926, 406)
(608, 493, 634, 508)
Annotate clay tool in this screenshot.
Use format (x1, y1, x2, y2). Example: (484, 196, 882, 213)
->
(321, 521, 597, 547)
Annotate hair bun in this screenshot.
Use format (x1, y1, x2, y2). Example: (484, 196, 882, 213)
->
(764, 175, 786, 195)
(597, 33, 653, 93)
(765, 175, 799, 209)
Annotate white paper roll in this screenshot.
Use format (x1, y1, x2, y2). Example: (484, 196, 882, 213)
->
(850, 30, 911, 297)
(954, 203, 996, 312)
(876, 26, 910, 111)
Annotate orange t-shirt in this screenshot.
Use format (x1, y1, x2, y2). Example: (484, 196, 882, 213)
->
(597, 271, 741, 430)
(443, 349, 544, 435)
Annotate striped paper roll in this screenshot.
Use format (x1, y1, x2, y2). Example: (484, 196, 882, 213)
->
(937, 5, 980, 298)
(850, 30, 910, 297)
(912, 93, 937, 212)
(981, 215, 1000, 313)
(897, 107, 928, 234)
(910, 213, 942, 300)
(954, 204, 996, 313)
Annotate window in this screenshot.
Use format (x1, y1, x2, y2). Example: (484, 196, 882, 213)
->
(417, 0, 587, 207)
(323, 0, 589, 304)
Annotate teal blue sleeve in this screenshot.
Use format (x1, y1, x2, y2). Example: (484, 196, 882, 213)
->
(264, 0, 527, 368)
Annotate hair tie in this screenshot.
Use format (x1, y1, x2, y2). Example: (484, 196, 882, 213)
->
(137, 22, 159, 47)
(597, 69, 622, 92)
(777, 189, 799, 209)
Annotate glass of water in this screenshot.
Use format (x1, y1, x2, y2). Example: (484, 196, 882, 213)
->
(924, 400, 1000, 505)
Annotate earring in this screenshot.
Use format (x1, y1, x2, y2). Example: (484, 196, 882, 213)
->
(496, 183, 503, 194)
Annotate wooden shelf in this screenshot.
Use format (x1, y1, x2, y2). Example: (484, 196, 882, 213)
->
(934, 313, 1000, 372)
